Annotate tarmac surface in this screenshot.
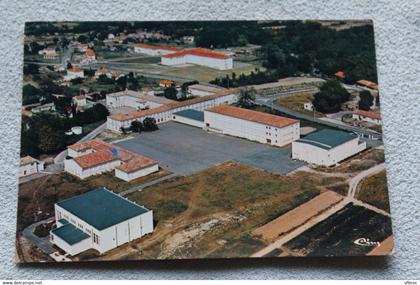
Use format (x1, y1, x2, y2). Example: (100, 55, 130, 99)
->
(115, 121, 304, 176)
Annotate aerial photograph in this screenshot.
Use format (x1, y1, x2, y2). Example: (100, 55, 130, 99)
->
(16, 20, 393, 263)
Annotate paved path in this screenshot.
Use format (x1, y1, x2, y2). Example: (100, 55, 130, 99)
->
(119, 173, 178, 197)
(22, 217, 56, 255)
(348, 163, 386, 198)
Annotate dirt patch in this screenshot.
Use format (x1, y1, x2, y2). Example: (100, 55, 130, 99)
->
(253, 191, 343, 241)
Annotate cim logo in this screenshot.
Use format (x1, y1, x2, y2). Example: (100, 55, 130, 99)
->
(353, 238, 380, 247)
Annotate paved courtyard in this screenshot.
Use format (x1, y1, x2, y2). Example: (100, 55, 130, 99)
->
(115, 122, 304, 176)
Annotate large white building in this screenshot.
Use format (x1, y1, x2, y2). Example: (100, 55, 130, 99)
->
(50, 188, 153, 256)
(133, 44, 182, 56)
(65, 139, 159, 181)
(292, 129, 367, 167)
(106, 90, 238, 133)
(187, 84, 228, 97)
(161, 48, 233, 70)
(106, 90, 176, 111)
(19, 156, 45, 177)
(204, 105, 300, 147)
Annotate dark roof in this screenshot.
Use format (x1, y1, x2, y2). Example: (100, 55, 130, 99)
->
(173, 109, 204, 122)
(51, 223, 90, 245)
(58, 218, 69, 225)
(57, 188, 150, 230)
(296, 129, 357, 150)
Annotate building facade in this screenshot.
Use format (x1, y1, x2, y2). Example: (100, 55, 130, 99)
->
(204, 105, 300, 147)
(161, 48, 233, 70)
(352, 109, 382, 125)
(133, 44, 182, 56)
(19, 156, 45, 177)
(292, 129, 367, 167)
(50, 188, 153, 256)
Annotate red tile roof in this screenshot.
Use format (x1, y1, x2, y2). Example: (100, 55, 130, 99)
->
(353, 109, 381, 120)
(162, 48, 230, 59)
(134, 44, 182, 51)
(86, 48, 96, 57)
(160, 79, 174, 85)
(74, 95, 86, 100)
(335, 71, 345, 79)
(68, 67, 82, 73)
(73, 151, 119, 169)
(115, 156, 158, 173)
(357, 80, 378, 90)
(206, 105, 299, 128)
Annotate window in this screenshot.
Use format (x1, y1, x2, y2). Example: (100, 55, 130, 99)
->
(93, 233, 100, 245)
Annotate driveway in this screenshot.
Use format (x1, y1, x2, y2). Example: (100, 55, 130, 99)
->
(115, 122, 304, 176)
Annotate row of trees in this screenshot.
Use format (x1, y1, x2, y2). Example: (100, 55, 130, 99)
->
(129, 117, 158, 133)
(21, 104, 109, 157)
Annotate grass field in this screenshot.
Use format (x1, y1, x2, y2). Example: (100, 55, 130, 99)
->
(274, 93, 323, 117)
(284, 203, 393, 256)
(122, 162, 347, 259)
(356, 170, 390, 212)
(17, 169, 171, 232)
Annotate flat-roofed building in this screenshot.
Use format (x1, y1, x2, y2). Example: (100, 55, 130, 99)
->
(292, 129, 366, 167)
(204, 105, 300, 147)
(50, 188, 153, 256)
(172, 109, 205, 128)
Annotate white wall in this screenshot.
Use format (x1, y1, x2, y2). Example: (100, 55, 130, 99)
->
(204, 111, 300, 146)
(292, 137, 367, 166)
(172, 114, 205, 129)
(50, 231, 91, 256)
(352, 114, 382, 125)
(19, 161, 44, 177)
(115, 164, 159, 182)
(64, 158, 121, 179)
(161, 54, 233, 70)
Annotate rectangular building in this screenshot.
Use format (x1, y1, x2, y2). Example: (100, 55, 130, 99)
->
(352, 109, 382, 125)
(106, 90, 176, 111)
(204, 105, 300, 147)
(133, 44, 182, 56)
(172, 109, 205, 128)
(19, 156, 44, 177)
(161, 48, 233, 70)
(50, 188, 153, 256)
(292, 129, 367, 167)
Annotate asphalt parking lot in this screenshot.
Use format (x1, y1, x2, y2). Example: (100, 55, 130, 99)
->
(115, 122, 304, 176)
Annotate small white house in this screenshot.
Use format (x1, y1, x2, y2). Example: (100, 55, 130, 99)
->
(65, 68, 85, 81)
(50, 188, 153, 256)
(352, 109, 382, 125)
(72, 95, 87, 107)
(64, 151, 121, 179)
(292, 129, 367, 167)
(19, 156, 44, 177)
(303, 102, 314, 111)
(204, 105, 300, 147)
(38, 47, 59, 59)
(115, 157, 159, 182)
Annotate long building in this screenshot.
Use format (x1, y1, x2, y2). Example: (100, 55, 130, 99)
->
(204, 105, 300, 146)
(106, 90, 238, 133)
(133, 44, 182, 56)
(106, 90, 176, 111)
(161, 48, 233, 70)
(292, 129, 367, 166)
(50, 188, 153, 256)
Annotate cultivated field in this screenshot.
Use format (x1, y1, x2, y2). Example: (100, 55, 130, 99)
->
(108, 162, 349, 260)
(283, 203, 393, 256)
(253, 191, 343, 241)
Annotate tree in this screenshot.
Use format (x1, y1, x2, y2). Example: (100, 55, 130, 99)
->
(130, 120, 143, 133)
(22, 84, 41, 105)
(23, 63, 40, 75)
(70, 77, 83, 85)
(312, 81, 350, 113)
(237, 87, 257, 108)
(164, 84, 178, 100)
(37, 125, 65, 154)
(142, 117, 158, 131)
(358, 90, 374, 111)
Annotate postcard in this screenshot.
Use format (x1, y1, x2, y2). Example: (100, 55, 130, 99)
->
(17, 20, 392, 262)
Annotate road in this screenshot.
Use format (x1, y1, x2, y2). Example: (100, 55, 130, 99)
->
(348, 162, 386, 198)
(119, 173, 178, 197)
(255, 96, 382, 140)
(22, 217, 56, 255)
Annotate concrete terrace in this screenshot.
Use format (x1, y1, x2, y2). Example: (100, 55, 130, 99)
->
(115, 121, 304, 176)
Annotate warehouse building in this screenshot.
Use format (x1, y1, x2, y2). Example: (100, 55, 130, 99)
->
(133, 44, 182, 56)
(50, 188, 153, 256)
(65, 139, 158, 181)
(292, 129, 367, 167)
(161, 48, 233, 70)
(172, 109, 205, 128)
(204, 105, 300, 147)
